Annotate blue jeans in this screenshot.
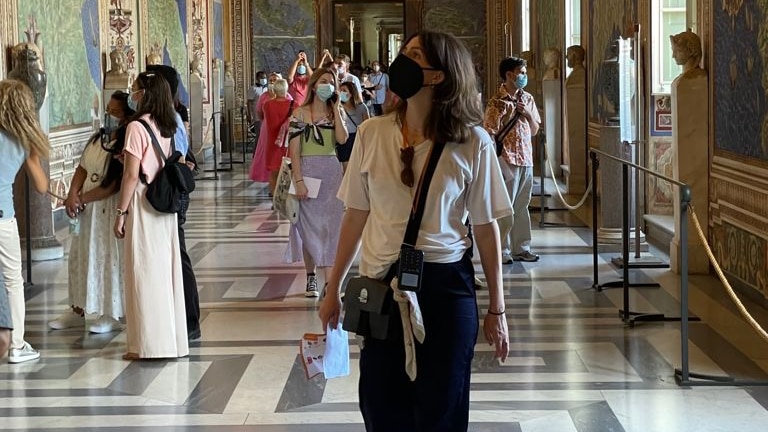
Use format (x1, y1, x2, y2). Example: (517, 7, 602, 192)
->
(358, 253, 478, 432)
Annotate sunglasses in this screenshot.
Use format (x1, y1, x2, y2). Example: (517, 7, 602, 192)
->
(400, 146, 415, 187)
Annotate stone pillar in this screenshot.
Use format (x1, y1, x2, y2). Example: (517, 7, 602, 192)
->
(541, 80, 562, 178)
(190, 73, 204, 155)
(670, 72, 709, 274)
(565, 66, 587, 193)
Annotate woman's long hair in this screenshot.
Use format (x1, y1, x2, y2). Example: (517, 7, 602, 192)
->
(131, 71, 177, 138)
(301, 68, 340, 120)
(0, 79, 50, 158)
(100, 91, 135, 189)
(391, 31, 484, 144)
(340, 81, 364, 105)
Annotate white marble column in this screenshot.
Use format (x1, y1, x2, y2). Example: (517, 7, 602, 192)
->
(542, 80, 562, 178)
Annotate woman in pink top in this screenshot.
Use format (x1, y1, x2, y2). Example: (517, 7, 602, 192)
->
(262, 79, 294, 194)
(113, 71, 188, 360)
(250, 73, 293, 187)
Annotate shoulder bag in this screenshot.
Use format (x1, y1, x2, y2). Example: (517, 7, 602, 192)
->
(342, 141, 446, 340)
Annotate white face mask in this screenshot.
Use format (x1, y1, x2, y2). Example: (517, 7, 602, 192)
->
(373, 65, 380, 72)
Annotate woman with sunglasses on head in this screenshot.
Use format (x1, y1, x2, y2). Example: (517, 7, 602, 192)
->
(286, 67, 348, 298)
(336, 81, 369, 173)
(318, 31, 511, 431)
(0, 79, 50, 363)
(113, 71, 188, 360)
(49, 91, 134, 334)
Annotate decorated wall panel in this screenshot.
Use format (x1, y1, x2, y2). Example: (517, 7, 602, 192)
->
(17, 0, 102, 130)
(712, 0, 768, 161)
(424, 0, 487, 88)
(587, 0, 637, 123)
(146, 0, 190, 105)
(537, 0, 561, 70)
(107, 0, 139, 84)
(213, 0, 224, 61)
(250, 0, 316, 80)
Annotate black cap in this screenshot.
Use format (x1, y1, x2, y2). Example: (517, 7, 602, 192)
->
(146, 64, 179, 98)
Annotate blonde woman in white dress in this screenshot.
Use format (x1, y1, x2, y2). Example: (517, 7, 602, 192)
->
(49, 91, 133, 334)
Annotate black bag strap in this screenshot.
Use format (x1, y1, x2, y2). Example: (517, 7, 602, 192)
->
(402, 141, 446, 247)
(495, 111, 521, 146)
(136, 119, 176, 163)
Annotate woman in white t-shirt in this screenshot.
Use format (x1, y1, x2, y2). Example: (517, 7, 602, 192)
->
(319, 31, 512, 431)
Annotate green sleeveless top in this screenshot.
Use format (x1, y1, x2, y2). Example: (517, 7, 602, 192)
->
(300, 124, 337, 157)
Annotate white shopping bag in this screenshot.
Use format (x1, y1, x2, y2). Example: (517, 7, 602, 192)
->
(323, 324, 350, 379)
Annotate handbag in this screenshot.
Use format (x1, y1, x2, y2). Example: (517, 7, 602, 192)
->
(273, 156, 299, 223)
(136, 119, 195, 214)
(342, 140, 446, 340)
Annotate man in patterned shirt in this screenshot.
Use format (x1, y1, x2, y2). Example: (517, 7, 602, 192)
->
(483, 56, 541, 263)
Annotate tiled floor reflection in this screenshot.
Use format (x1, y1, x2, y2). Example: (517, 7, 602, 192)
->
(4, 169, 768, 431)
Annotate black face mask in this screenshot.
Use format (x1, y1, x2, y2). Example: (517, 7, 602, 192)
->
(388, 54, 440, 100)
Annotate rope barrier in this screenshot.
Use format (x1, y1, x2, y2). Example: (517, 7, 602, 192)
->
(542, 146, 592, 211)
(689, 204, 768, 342)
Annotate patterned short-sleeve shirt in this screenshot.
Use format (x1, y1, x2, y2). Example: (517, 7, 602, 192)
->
(483, 84, 540, 167)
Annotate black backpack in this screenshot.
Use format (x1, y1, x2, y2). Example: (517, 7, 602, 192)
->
(136, 119, 195, 214)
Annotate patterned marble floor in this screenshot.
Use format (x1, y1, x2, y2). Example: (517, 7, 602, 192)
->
(3, 167, 768, 431)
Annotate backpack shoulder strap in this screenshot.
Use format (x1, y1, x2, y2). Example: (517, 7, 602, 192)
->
(135, 118, 168, 163)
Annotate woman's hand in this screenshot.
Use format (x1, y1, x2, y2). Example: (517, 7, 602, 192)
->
(64, 195, 84, 218)
(294, 181, 309, 200)
(113, 215, 126, 239)
(483, 312, 509, 362)
(319, 284, 342, 331)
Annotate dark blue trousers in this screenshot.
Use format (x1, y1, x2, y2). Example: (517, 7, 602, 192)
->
(359, 254, 478, 432)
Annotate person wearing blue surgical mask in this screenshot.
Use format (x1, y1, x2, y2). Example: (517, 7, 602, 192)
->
(483, 56, 541, 264)
(336, 81, 369, 172)
(288, 51, 313, 106)
(285, 68, 348, 299)
(247, 71, 268, 128)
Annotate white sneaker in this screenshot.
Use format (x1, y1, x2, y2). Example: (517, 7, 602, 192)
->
(48, 311, 85, 330)
(88, 316, 122, 334)
(8, 342, 40, 363)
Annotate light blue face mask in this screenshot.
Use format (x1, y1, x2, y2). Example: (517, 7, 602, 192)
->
(259, 78, 268, 86)
(127, 92, 140, 111)
(297, 65, 307, 75)
(515, 74, 528, 89)
(339, 92, 350, 103)
(316, 83, 335, 102)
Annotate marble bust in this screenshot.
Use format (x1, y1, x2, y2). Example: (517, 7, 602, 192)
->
(8, 42, 47, 110)
(104, 48, 129, 88)
(565, 45, 586, 88)
(542, 47, 561, 81)
(190, 55, 206, 91)
(670, 30, 706, 80)
(146, 43, 162, 66)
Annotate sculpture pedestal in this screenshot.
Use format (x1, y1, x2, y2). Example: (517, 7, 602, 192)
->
(542, 80, 562, 178)
(565, 70, 587, 194)
(12, 98, 63, 262)
(597, 125, 645, 245)
(670, 72, 709, 274)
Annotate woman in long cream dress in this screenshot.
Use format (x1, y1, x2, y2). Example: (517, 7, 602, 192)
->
(113, 71, 188, 360)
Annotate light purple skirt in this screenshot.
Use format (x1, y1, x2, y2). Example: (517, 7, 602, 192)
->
(284, 155, 344, 267)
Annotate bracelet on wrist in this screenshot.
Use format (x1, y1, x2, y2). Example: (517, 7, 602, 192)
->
(295, 179, 304, 183)
(488, 308, 505, 316)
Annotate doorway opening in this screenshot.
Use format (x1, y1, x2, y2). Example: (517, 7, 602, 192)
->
(332, 1, 404, 70)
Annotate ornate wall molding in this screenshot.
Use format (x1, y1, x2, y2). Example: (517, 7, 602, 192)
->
(0, 0, 19, 77)
(232, 0, 246, 105)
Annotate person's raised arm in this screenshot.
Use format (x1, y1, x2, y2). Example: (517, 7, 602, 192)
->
(319, 207, 369, 330)
(287, 55, 300, 84)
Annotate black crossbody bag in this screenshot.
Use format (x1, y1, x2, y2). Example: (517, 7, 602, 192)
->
(342, 141, 446, 340)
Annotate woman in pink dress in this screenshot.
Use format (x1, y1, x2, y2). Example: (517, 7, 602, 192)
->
(261, 79, 294, 194)
(249, 72, 293, 187)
